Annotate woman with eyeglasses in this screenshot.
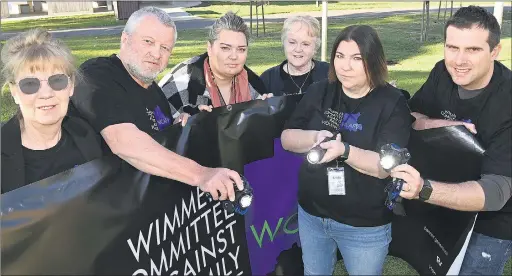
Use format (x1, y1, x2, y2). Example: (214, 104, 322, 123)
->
(1, 29, 103, 194)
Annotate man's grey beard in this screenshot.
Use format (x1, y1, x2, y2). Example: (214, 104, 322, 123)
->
(125, 62, 161, 86)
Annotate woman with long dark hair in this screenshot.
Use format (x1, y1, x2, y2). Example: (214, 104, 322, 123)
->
(281, 25, 412, 275)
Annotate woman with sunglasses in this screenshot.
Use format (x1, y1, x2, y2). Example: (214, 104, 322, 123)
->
(1, 29, 103, 194)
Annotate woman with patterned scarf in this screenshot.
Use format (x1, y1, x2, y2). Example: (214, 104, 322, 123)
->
(159, 11, 273, 121)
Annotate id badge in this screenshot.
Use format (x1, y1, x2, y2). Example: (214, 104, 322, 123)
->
(327, 167, 345, 195)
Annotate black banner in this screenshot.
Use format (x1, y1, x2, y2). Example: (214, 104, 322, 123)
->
(390, 126, 483, 275)
(1, 95, 483, 275)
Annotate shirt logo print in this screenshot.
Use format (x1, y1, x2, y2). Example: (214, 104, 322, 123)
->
(146, 108, 159, 131)
(441, 110, 471, 123)
(340, 112, 363, 132)
(154, 106, 171, 130)
(441, 110, 457, 121)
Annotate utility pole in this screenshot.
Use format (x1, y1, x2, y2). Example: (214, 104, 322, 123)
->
(494, 2, 504, 28)
(321, 0, 328, 61)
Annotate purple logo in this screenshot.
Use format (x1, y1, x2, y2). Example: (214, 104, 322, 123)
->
(340, 112, 363, 132)
(461, 118, 472, 124)
(154, 106, 171, 130)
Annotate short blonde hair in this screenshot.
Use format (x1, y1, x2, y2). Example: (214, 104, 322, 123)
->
(1, 28, 77, 86)
(281, 15, 321, 52)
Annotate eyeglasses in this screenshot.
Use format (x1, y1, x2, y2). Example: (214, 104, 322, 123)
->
(14, 74, 70, 95)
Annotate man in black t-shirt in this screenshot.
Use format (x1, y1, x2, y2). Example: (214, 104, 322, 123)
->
(390, 6, 511, 275)
(72, 7, 244, 202)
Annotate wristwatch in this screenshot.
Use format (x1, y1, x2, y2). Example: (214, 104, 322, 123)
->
(419, 178, 433, 201)
(339, 142, 350, 161)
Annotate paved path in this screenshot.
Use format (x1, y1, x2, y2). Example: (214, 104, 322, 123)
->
(1, 5, 509, 40)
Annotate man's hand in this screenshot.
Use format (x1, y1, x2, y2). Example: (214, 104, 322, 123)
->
(198, 105, 213, 112)
(257, 93, 274, 100)
(318, 133, 345, 163)
(461, 122, 477, 134)
(390, 164, 424, 199)
(173, 113, 191, 126)
(197, 167, 244, 201)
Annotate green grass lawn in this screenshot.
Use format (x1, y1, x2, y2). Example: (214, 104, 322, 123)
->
(3, 1, 509, 33)
(0, 12, 124, 33)
(1, 12, 511, 275)
(2, 11, 511, 121)
(185, 1, 510, 18)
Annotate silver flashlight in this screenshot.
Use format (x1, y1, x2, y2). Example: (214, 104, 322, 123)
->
(306, 135, 334, 164)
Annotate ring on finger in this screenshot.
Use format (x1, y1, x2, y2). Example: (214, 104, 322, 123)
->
(402, 184, 410, 192)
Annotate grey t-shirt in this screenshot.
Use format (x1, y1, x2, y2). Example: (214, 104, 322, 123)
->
(478, 174, 512, 211)
(457, 85, 483, 99)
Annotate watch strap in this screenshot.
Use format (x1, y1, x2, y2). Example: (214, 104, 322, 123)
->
(340, 142, 350, 160)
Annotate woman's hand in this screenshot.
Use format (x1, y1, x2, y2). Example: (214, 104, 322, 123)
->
(257, 93, 274, 100)
(312, 130, 334, 149)
(318, 134, 346, 163)
(198, 105, 213, 112)
(173, 113, 190, 126)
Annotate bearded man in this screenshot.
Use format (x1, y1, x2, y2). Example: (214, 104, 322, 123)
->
(71, 6, 244, 202)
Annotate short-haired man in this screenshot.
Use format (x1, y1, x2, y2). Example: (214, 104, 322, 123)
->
(390, 6, 511, 274)
(71, 7, 244, 202)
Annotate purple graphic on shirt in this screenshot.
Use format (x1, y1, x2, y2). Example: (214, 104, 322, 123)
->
(154, 106, 172, 130)
(461, 118, 472, 124)
(341, 112, 363, 132)
(244, 139, 303, 275)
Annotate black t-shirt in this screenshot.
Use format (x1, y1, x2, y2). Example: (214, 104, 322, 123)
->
(284, 79, 412, 227)
(71, 54, 174, 135)
(409, 60, 512, 240)
(279, 63, 314, 95)
(23, 129, 86, 185)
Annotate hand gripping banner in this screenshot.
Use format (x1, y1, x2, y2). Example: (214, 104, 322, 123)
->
(1, 95, 483, 276)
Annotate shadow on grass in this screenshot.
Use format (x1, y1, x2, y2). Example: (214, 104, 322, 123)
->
(191, 1, 315, 8)
(187, 10, 222, 16)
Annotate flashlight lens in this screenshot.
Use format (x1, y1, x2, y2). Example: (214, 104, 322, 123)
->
(307, 151, 321, 164)
(380, 155, 395, 170)
(240, 195, 253, 208)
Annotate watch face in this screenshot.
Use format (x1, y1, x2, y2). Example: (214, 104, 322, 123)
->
(420, 184, 433, 200)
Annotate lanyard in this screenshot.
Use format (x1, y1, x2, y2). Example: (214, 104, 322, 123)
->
(336, 84, 368, 133)
(334, 84, 370, 165)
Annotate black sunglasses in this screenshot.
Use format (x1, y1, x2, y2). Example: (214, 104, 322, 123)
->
(14, 74, 70, 95)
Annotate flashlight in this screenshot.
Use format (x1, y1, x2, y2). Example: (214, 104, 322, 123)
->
(205, 174, 254, 215)
(307, 134, 334, 164)
(379, 143, 410, 215)
(379, 143, 411, 172)
(307, 147, 325, 164)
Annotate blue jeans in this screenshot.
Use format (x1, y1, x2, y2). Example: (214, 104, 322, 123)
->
(298, 205, 392, 275)
(459, 232, 512, 275)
